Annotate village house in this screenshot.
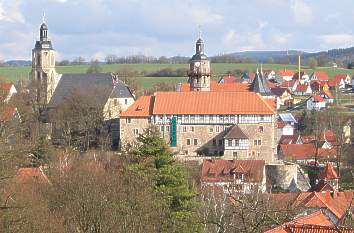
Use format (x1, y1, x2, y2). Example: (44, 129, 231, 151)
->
(120, 37, 277, 162)
(200, 159, 266, 194)
(278, 69, 295, 81)
(271, 87, 293, 108)
(328, 74, 352, 89)
(306, 95, 326, 111)
(309, 71, 329, 82)
(278, 143, 336, 164)
(0, 83, 17, 103)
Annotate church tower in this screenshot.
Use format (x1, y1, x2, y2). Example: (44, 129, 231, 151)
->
(188, 36, 211, 91)
(31, 17, 59, 109)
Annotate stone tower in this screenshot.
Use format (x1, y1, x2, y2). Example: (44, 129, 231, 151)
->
(188, 37, 211, 91)
(31, 18, 60, 109)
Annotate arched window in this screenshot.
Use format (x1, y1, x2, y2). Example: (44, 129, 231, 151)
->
(37, 54, 41, 66)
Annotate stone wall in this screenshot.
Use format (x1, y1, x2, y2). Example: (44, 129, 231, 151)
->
(120, 117, 150, 148)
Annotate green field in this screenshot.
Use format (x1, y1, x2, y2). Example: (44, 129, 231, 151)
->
(0, 63, 353, 88)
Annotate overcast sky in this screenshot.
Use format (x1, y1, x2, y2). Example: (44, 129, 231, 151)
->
(0, 0, 354, 61)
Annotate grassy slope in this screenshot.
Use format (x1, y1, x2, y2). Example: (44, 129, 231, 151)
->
(0, 63, 353, 88)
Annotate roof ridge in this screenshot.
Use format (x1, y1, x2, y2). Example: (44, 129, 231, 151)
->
(255, 93, 276, 114)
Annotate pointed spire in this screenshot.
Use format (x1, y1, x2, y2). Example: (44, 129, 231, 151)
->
(42, 11, 46, 24)
(260, 63, 263, 75)
(198, 24, 202, 39)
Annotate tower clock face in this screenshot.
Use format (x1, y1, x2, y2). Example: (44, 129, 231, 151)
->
(194, 62, 200, 67)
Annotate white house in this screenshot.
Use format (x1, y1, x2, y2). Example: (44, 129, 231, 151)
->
(306, 95, 326, 111)
(0, 83, 17, 103)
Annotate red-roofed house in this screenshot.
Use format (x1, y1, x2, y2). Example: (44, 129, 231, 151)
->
(218, 75, 241, 84)
(201, 159, 266, 193)
(279, 144, 336, 163)
(264, 211, 333, 233)
(307, 95, 326, 111)
(310, 71, 329, 82)
(292, 81, 312, 96)
(329, 74, 351, 89)
(278, 69, 295, 81)
(0, 82, 17, 102)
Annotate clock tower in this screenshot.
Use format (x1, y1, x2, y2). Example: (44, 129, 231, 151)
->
(188, 36, 210, 91)
(31, 17, 60, 110)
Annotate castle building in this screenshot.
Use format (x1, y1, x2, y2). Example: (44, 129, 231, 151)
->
(30, 19, 135, 146)
(120, 37, 277, 162)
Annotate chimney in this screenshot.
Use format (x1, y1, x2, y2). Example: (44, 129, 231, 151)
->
(176, 83, 182, 92)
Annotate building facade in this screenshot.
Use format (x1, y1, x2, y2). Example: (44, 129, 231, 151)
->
(120, 37, 277, 162)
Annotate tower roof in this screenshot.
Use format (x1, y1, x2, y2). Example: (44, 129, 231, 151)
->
(319, 163, 339, 180)
(191, 36, 208, 61)
(40, 23, 48, 30)
(250, 70, 272, 95)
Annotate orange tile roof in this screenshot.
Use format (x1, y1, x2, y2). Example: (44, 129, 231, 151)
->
(152, 91, 275, 115)
(201, 159, 265, 183)
(278, 69, 295, 77)
(319, 163, 339, 180)
(120, 96, 154, 117)
(264, 211, 333, 233)
(281, 80, 296, 88)
(180, 81, 250, 92)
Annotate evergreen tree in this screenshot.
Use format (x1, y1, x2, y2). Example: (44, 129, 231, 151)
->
(132, 126, 201, 233)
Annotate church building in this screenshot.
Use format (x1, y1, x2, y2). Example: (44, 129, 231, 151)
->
(120, 37, 277, 162)
(30, 19, 135, 146)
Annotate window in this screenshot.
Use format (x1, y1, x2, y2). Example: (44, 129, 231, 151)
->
(160, 126, 164, 132)
(133, 128, 139, 136)
(126, 118, 131, 124)
(209, 127, 213, 133)
(233, 152, 238, 159)
(215, 126, 220, 133)
(235, 139, 240, 147)
(228, 139, 232, 147)
(114, 99, 118, 106)
(183, 126, 187, 132)
(218, 140, 223, 146)
(124, 99, 128, 105)
(187, 139, 191, 145)
(166, 126, 170, 132)
(252, 151, 256, 156)
(190, 126, 195, 132)
(254, 139, 262, 146)
(259, 126, 264, 133)
(194, 139, 198, 145)
(212, 139, 217, 146)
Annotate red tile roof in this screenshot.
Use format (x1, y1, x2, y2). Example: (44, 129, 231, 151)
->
(319, 163, 339, 180)
(278, 135, 298, 144)
(329, 74, 350, 87)
(201, 159, 265, 183)
(295, 84, 310, 92)
(152, 91, 275, 115)
(120, 96, 154, 117)
(264, 211, 333, 233)
(0, 106, 17, 121)
(283, 225, 354, 233)
(281, 80, 296, 88)
(280, 144, 316, 160)
(180, 81, 250, 92)
(313, 95, 325, 102)
(278, 69, 295, 77)
(312, 71, 329, 81)
(293, 191, 354, 220)
(0, 83, 13, 92)
(279, 144, 336, 160)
